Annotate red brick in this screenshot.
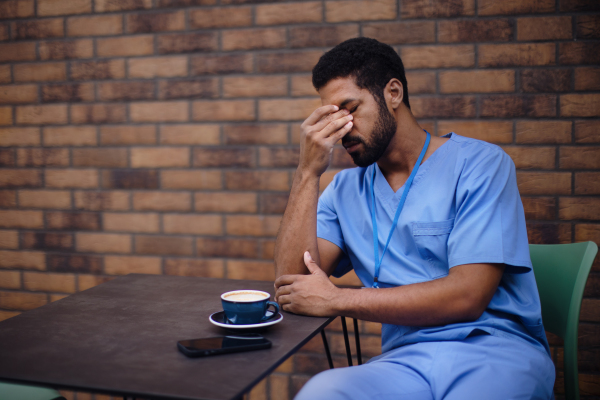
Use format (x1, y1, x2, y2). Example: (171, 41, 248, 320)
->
(256, 51, 323, 73)
(97, 81, 155, 102)
(438, 121, 512, 144)
(222, 28, 286, 51)
(196, 237, 259, 258)
(131, 147, 190, 168)
(39, 39, 93, 60)
(575, 224, 600, 244)
(478, 0, 554, 15)
(521, 69, 572, 93)
(161, 170, 221, 190)
(22, 232, 73, 250)
(46, 211, 99, 230)
(561, 94, 600, 117)
(0, 1, 35, 19)
(259, 147, 300, 168)
(259, 98, 321, 121)
(479, 43, 555, 67)
(194, 192, 257, 213)
(261, 240, 275, 260)
(0, 149, 13, 166)
(576, 15, 600, 39)
(325, 0, 396, 22)
(440, 70, 514, 93)
(503, 146, 556, 169)
(517, 172, 571, 195)
(0, 209, 42, 229)
(16, 148, 69, 167)
(0, 42, 35, 62)
(78, 274, 114, 291)
(517, 16, 572, 41)
(575, 121, 600, 144)
(411, 97, 476, 119)
(71, 60, 125, 80)
(12, 18, 64, 40)
(560, 147, 600, 169)
(0, 191, 17, 208)
(135, 235, 193, 256)
(164, 258, 224, 278)
(193, 148, 255, 168)
(256, 2, 322, 25)
(516, 121, 572, 144)
(47, 254, 101, 274)
(480, 95, 556, 118)
(76, 233, 131, 254)
(104, 255, 161, 275)
(0, 107, 12, 125)
(102, 170, 159, 190)
(223, 76, 287, 98)
(0, 65, 10, 83)
(0, 230, 18, 249)
(38, 0, 91, 16)
(43, 126, 97, 146)
(97, 35, 154, 57)
(438, 19, 513, 43)
(192, 100, 254, 122)
(0, 169, 41, 188)
(191, 54, 253, 76)
(527, 222, 572, 245)
(45, 169, 98, 189)
(74, 191, 130, 211)
(226, 215, 281, 237)
(259, 193, 288, 214)
(158, 79, 219, 100)
(0, 24, 7, 41)
(14, 62, 66, 83)
(225, 171, 289, 191)
(19, 189, 71, 209)
(401, 45, 474, 69)
(189, 7, 252, 29)
(290, 75, 317, 97)
(104, 212, 159, 233)
(160, 124, 220, 145)
(575, 67, 600, 91)
(163, 214, 223, 235)
(0, 127, 40, 146)
(16, 104, 68, 125)
(42, 83, 95, 103)
(223, 124, 288, 145)
(559, 198, 600, 221)
(133, 191, 191, 211)
(130, 101, 189, 123)
(0, 250, 45, 270)
(94, 0, 152, 12)
(575, 172, 600, 195)
(521, 197, 556, 220)
(0, 270, 20, 289)
(559, 42, 600, 65)
(71, 104, 127, 124)
(100, 125, 156, 145)
(67, 14, 122, 36)
(73, 148, 128, 168)
(227, 260, 275, 281)
(127, 11, 185, 33)
(157, 32, 218, 54)
(0, 291, 46, 311)
(361, 22, 433, 46)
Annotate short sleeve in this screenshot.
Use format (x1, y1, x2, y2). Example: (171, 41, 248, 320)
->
(447, 145, 532, 273)
(317, 183, 353, 278)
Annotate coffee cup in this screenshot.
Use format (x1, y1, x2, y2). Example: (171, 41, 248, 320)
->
(221, 290, 280, 325)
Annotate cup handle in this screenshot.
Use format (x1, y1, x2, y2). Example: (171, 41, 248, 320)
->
(261, 301, 280, 321)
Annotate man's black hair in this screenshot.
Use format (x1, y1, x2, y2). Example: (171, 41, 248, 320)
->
(312, 37, 410, 109)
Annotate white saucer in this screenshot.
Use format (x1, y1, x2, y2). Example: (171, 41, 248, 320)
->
(209, 310, 283, 330)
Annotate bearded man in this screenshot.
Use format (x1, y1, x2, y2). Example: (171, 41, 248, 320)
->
(274, 38, 555, 400)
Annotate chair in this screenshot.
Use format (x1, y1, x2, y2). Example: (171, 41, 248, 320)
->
(529, 241, 598, 400)
(0, 381, 65, 400)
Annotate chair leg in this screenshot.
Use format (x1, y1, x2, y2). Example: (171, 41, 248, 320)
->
(341, 316, 353, 367)
(353, 318, 362, 365)
(321, 329, 334, 369)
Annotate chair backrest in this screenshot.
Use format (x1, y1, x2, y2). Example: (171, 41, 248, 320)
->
(529, 241, 598, 400)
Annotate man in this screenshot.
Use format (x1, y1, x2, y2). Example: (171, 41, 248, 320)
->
(273, 38, 555, 399)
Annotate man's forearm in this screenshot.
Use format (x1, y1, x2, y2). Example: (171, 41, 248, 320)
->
(274, 169, 321, 277)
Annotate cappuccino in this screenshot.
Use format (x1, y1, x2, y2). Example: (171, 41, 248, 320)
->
(223, 291, 269, 302)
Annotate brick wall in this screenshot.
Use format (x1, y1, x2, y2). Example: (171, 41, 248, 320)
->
(0, 0, 599, 399)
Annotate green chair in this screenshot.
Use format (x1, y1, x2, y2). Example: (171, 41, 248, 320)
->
(529, 241, 598, 400)
(0, 381, 65, 400)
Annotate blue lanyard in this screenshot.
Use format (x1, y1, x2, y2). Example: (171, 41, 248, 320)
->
(370, 130, 431, 288)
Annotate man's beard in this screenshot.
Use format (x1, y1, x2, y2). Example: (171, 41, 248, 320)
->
(342, 100, 397, 168)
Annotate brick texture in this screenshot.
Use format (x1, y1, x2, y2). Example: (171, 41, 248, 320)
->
(0, 2, 598, 398)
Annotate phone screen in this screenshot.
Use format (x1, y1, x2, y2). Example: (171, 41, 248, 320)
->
(177, 333, 271, 357)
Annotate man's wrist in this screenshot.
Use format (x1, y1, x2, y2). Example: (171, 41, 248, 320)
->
(293, 167, 321, 186)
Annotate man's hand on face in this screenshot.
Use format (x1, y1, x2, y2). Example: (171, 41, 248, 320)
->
(298, 105, 353, 178)
(274, 251, 340, 317)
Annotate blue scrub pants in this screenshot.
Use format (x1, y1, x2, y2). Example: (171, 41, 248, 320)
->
(296, 334, 555, 400)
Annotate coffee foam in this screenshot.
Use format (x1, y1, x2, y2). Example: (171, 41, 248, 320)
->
(223, 291, 269, 302)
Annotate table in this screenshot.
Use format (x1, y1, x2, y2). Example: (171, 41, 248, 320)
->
(0, 274, 334, 400)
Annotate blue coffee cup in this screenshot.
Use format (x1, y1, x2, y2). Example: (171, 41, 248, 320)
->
(221, 290, 280, 325)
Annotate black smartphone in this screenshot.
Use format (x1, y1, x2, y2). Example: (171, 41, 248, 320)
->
(177, 333, 272, 358)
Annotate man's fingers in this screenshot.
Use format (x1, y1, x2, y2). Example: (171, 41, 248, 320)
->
(312, 109, 350, 134)
(325, 120, 353, 146)
(274, 274, 298, 289)
(304, 105, 339, 126)
(275, 285, 292, 302)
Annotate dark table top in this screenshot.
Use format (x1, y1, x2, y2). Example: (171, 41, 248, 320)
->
(0, 274, 333, 400)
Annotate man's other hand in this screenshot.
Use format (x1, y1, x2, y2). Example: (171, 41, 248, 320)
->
(274, 251, 340, 317)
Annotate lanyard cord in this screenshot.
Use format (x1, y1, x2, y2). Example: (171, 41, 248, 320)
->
(370, 130, 431, 288)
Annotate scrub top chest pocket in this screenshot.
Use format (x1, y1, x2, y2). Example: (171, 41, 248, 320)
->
(412, 219, 454, 280)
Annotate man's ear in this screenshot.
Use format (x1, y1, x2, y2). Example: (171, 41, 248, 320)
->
(386, 78, 404, 110)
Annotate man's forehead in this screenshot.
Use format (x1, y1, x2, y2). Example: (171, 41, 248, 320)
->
(318, 77, 367, 106)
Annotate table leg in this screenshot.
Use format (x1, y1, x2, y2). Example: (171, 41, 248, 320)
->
(340, 317, 353, 367)
(320, 329, 334, 369)
(353, 318, 362, 365)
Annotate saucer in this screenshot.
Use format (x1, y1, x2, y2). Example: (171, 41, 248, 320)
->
(209, 310, 283, 330)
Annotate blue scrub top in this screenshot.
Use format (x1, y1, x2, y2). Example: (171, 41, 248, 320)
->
(317, 133, 550, 354)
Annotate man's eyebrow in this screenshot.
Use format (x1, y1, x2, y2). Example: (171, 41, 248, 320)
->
(339, 99, 358, 108)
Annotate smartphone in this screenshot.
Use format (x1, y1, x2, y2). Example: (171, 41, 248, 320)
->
(177, 333, 272, 358)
